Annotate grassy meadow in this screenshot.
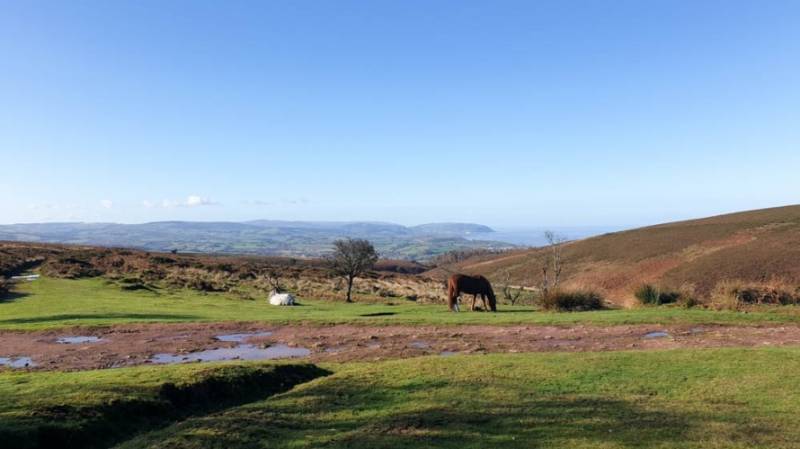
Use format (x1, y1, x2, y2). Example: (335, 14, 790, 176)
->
(4, 276, 800, 448)
(2, 349, 799, 448)
(3, 277, 800, 330)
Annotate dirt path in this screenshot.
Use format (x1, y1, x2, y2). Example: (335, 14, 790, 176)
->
(3, 322, 800, 371)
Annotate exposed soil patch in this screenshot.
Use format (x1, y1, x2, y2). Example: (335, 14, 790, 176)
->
(4, 322, 800, 371)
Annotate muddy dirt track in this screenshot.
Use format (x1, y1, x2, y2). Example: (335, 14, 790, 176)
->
(3, 322, 800, 371)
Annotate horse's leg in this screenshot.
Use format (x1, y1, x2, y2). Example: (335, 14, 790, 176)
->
(481, 294, 489, 312)
(472, 294, 478, 311)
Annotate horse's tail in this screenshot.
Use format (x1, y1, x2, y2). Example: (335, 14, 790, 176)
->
(485, 278, 497, 312)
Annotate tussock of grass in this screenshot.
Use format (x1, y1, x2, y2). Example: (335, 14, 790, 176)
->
(710, 279, 800, 310)
(539, 290, 605, 311)
(635, 284, 684, 305)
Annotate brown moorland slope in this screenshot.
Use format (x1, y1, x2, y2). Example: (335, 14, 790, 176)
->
(0, 241, 444, 303)
(428, 205, 800, 305)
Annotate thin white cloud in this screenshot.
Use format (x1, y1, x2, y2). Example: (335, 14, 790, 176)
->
(185, 195, 214, 207)
(100, 200, 113, 209)
(283, 197, 310, 205)
(143, 195, 218, 209)
(245, 198, 310, 207)
(27, 203, 79, 211)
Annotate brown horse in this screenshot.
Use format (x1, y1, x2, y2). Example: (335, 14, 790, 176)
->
(447, 274, 497, 312)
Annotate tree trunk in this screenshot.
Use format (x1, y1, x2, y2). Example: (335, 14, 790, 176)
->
(346, 276, 354, 303)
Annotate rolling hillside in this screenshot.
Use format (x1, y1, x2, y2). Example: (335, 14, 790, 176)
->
(434, 205, 800, 305)
(0, 221, 511, 260)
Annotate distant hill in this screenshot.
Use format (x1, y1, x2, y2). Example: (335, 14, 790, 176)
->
(0, 220, 509, 260)
(430, 205, 800, 305)
(410, 223, 494, 235)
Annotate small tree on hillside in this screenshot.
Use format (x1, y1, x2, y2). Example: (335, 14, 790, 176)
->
(501, 270, 523, 305)
(330, 238, 379, 303)
(541, 231, 567, 296)
(262, 267, 285, 294)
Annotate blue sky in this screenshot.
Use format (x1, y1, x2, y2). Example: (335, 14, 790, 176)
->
(1, 1, 799, 227)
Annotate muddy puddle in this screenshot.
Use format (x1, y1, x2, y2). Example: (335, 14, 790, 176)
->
(57, 336, 104, 344)
(644, 331, 671, 339)
(0, 357, 34, 368)
(215, 331, 273, 342)
(150, 330, 307, 364)
(409, 341, 431, 349)
(10, 274, 40, 282)
(150, 344, 310, 364)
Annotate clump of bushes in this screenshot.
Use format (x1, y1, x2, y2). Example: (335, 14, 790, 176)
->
(538, 290, 604, 311)
(710, 280, 800, 310)
(41, 257, 102, 279)
(635, 284, 680, 305)
(375, 287, 399, 298)
(116, 276, 159, 293)
(165, 268, 234, 293)
(634, 284, 698, 308)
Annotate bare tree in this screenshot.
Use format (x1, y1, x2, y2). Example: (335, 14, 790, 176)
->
(329, 238, 379, 303)
(262, 268, 284, 294)
(541, 231, 567, 296)
(501, 270, 523, 305)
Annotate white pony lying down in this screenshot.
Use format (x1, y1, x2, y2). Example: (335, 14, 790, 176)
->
(269, 292, 296, 306)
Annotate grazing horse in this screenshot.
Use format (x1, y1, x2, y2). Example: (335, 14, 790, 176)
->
(447, 274, 497, 312)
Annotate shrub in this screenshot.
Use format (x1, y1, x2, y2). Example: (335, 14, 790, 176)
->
(539, 290, 604, 311)
(165, 268, 233, 292)
(41, 257, 102, 279)
(634, 284, 682, 305)
(710, 280, 800, 310)
(679, 295, 701, 308)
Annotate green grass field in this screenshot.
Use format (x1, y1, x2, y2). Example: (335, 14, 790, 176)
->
(4, 277, 800, 448)
(3, 277, 800, 330)
(2, 349, 799, 448)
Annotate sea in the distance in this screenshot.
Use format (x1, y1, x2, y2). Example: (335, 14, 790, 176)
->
(466, 226, 626, 248)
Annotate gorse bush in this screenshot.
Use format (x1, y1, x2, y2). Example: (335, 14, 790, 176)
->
(539, 290, 604, 311)
(634, 284, 682, 305)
